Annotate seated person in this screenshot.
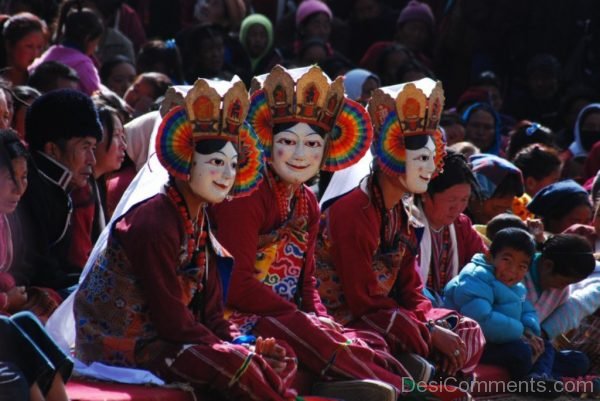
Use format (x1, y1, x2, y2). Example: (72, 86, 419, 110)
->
(0, 311, 72, 401)
(527, 179, 593, 234)
(525, 234, 596, 346)
(12, 90, 102, 295)
(123, 72, 171, 118)
(444, 228, 553, 381)
(485, 213, 545, 247)
(466, 153, 525, 225)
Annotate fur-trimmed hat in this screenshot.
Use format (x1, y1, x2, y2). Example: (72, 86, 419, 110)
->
(26, 89, 102, 152)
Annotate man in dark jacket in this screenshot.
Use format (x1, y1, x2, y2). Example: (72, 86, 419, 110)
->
(12, 89, 102, 294)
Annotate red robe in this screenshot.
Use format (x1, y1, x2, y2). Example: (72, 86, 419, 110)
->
(211, 176, 410, 392)
(317, 187, 484, 372)
(75, 193, 296, 401)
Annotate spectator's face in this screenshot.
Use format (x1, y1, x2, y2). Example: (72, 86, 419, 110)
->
(9, 30, 45, 71)
(382, 50, 409, 81)
(443, 123, 465, 146)
(299, 44, 327, 66)
(474, 195, 514, 224)
(301, 13, 331, 41)
(524, 168, 560, 197)
(353, 0, 381, 21)
(94, 114, 127, 177)
(547, 204, 592, 234)
(105, 62, 136, 98)
(395, 21, 429, 52)
(359, 77, 379, 104)
(0, 92, 10, 129)
(124, 77, 155, 109)
(579, 110, 600, 152)
(527, 71, 558, 100)
(492, 247, 531, 287)
(539, 260, 582, 290)
(47, 136, 97, 189)
(465, 109, 495, 151)
(422, 183, 471, 229)
(246, 24, 269, 58)
(0, 156, 27, 214)
(477, 85, 502, 112)
(197, 37, 224, 75)
(197, 0, 226, 25)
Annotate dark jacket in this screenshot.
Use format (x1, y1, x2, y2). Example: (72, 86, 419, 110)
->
(11, 152, 78, 290)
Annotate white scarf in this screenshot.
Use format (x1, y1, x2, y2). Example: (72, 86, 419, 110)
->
(413, 204, 459, 286)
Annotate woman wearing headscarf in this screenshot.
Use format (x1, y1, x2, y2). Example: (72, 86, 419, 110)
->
(343, 68, 380, 106)
(461, 102, 504, 156)
(238, 14, 283, 78)
(466, 153, 525, 225)
(562, 103, 600, 182)
(527, 179, 593, 234)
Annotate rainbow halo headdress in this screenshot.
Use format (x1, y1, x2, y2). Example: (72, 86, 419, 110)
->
(367, 77, 446, 177)
(247, 65, 373, 172)
(156, 76, 264, 197)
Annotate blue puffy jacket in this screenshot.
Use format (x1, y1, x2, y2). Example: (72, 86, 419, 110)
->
(443, 253, 540, 343)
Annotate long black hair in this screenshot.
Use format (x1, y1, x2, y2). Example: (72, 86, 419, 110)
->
(0, 128, 28, 183)
(424, 149, 480, 200)
(53, 0, 103, 51)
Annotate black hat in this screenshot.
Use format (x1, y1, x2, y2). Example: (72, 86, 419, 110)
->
(25, 89, 102, 152)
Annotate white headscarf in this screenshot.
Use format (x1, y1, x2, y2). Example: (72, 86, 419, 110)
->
(343, 69, 379, 102)
(568, 103, 600, 158)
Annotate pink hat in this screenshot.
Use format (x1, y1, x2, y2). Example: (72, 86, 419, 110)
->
(295, 0, 332, 27)
(397, 0, 434, 30)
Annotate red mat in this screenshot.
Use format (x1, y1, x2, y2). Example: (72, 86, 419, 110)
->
(66, 365, 511, 400)
(66, 378, 195, 401)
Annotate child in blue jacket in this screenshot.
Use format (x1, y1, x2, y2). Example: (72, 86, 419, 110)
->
(444, 228, 551, 380)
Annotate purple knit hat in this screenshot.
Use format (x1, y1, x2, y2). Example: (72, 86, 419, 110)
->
(397, 0, 435, 30)
(296, 0, 332, 27)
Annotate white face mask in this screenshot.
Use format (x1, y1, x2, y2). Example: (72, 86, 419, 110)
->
(188, 141, 238, 203)
(271, 122, 325, 185)
(398, 136, 436, 194)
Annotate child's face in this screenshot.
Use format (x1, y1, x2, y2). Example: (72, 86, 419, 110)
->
(492, 247, 531, 287)
(246, 24, 268, 58)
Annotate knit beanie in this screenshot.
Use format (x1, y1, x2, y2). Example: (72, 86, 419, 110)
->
(239, 13, 274, 57)
(527, 179, 590, 218)
(26, 89, 102, 152)
(296, 0, 332, 27)
(397, 0, 435, 30)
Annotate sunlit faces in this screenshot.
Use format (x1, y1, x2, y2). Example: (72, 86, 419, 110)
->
(188, 141, 237, 203)
(9, 30, 45, 71)
(0, 157, 27, 214)
(398, 135, 436, 194)
(492, 247, 531, 287)
(50, 137, 97, 189)
(94, 114, 127, 178)
(272, 122, 325, 185)
(549, 204, 592, 234)
(422, 183, 471, 229)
